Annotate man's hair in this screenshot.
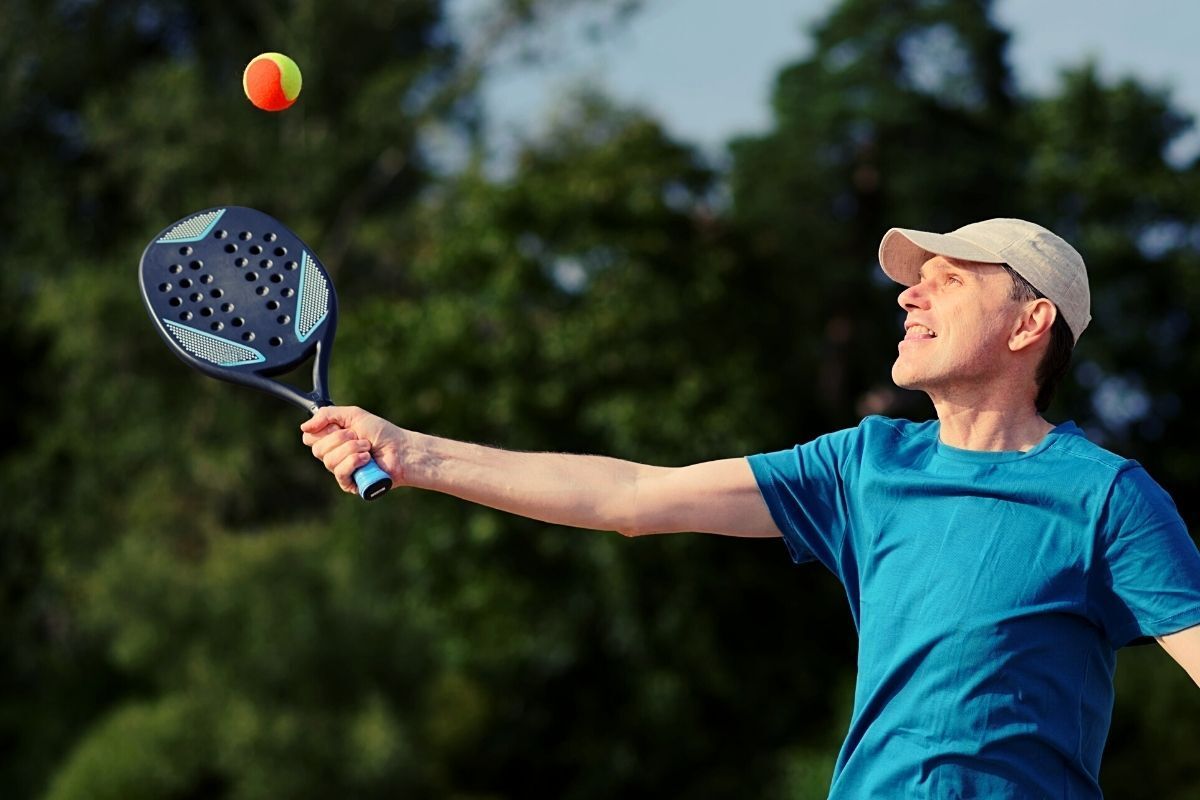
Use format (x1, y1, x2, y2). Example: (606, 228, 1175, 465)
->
(1003, 266, 1074, 413)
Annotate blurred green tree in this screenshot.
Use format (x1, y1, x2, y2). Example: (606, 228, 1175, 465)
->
(1, 1, 647, 798)
(729, 0, 1024, 435)
(41, 85, 854, 798)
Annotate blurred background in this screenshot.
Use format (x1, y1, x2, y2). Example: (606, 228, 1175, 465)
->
(3, 0, 1200, 797)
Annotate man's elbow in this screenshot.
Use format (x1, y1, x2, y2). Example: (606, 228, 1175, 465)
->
(609, 503, 661, 538)
(612, 512, 654, 538)
(614, 508, 680, 538)
(609, 467, 678, 538)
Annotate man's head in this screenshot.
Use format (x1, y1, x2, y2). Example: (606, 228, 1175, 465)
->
(878, 219, 1088, 413)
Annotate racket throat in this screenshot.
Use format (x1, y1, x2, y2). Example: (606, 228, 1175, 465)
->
(311, 338, 334, 409)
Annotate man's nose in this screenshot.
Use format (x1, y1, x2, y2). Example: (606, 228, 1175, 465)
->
(897, 283, 929, 311)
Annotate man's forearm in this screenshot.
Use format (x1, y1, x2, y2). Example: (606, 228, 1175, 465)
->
(301, 406, 778, 538)
(401, 430, 657, 535)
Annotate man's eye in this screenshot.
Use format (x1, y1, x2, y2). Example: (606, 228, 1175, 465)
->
(947, 276, 962, 285)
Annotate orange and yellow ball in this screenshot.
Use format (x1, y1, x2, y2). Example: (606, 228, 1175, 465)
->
(243, 53, 302, 112)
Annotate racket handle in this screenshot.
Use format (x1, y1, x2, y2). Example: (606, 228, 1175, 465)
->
(353, 458, 392, 501)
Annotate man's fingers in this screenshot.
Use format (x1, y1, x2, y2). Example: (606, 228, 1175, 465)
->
(300, 407, 340, 432)
(309, 427, 355, 459)
(299, 406, 381, 493)
(333, 451, 372, 493)
(301, 424, 345, 447)
(300, 405, 360, 433)
(318, 436, 371, 472)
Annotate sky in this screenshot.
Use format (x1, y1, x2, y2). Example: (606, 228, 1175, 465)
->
(450, 0, 1200, 165)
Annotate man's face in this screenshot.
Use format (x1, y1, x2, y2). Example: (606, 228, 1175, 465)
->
(891, 256, 1023, 394)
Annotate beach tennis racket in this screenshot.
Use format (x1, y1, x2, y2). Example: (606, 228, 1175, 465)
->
(138, 206, 392, 500)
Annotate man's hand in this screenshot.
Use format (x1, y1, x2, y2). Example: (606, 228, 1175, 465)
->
(300, 406, 406, 495)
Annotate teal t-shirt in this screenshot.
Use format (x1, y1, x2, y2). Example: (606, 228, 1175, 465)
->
(747, 416, 1200, 799)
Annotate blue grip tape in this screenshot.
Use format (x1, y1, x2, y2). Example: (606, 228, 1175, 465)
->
(353, 458, 392, 501)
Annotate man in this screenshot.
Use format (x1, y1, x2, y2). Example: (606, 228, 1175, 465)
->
(302, 219, 1200, 798)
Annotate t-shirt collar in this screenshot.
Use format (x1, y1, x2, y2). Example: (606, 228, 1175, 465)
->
(934, 420, 1081, 463)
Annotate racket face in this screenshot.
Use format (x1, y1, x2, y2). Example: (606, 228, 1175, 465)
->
(139, 207, 338, 406)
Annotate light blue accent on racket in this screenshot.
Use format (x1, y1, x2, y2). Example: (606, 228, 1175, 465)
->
(354, 458, 391, 499)
(294, 250, 330, 343)
(163, 319, 266, 367)
(157, 209, 226, 243)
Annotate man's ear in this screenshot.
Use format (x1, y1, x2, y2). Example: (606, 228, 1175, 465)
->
(1009, 299, 1057, 353)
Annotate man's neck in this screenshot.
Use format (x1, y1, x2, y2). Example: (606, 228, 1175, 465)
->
(932, 402, 1055, 452)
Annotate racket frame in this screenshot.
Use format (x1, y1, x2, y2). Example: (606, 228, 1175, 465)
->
(138, 206, 391, 499)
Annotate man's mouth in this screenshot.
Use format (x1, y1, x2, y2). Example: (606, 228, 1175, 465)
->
(903, 324, 937, 341)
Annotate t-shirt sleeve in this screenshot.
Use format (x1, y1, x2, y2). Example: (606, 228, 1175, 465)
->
(746, 427, 856, 575)
(1093, 464, 1200, 648)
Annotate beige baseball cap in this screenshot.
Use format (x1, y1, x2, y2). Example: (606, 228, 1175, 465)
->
(878, 218, 1091, 343)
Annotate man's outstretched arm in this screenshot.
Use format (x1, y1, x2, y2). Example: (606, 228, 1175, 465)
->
(1157, 625, 1200, 687)
(300, 406, 782, 539)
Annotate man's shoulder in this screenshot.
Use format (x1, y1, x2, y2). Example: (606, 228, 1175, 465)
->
(794, 416, 941, 468)
(857, 416, 1137, 471)
(1044, 422, 1136, 475)
(756, 416, 935, 470)
(853, 414, 939, 447)
(857, 414, 936, 435)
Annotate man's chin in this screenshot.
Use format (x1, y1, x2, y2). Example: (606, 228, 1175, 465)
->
(891, 363, 920, 390)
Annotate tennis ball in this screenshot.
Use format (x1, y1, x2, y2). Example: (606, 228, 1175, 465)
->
(243, 52, 302, 112)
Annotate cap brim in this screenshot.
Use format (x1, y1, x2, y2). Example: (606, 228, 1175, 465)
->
(878, 228, 1006, 286)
